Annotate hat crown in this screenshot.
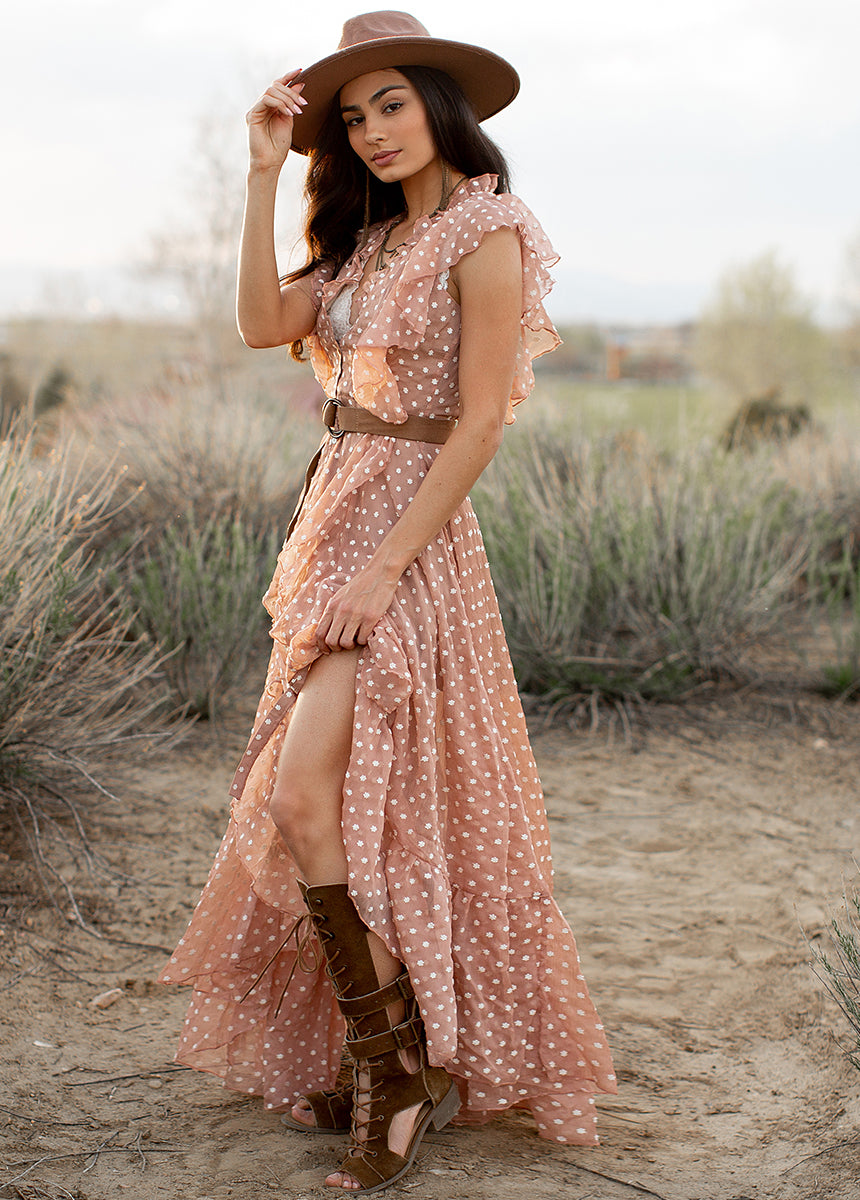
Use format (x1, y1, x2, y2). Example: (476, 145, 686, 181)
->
(338, 10, 431, 51)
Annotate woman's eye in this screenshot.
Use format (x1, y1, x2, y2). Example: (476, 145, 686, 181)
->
(382, 101, 403, 114)
(345, 115, 363, 127)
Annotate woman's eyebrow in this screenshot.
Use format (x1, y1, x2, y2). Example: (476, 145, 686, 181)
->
(341, 85, 407, 114)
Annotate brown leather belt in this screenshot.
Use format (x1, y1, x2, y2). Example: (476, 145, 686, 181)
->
(322, 397, 456, 444)
(285, 398, 456, 539)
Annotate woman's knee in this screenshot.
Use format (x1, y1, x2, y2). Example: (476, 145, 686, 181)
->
(268, 768, 333, 848)
(268, 648, 358, 854)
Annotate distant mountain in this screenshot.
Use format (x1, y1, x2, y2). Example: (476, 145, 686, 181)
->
(550, 265, 706, 326)
(0, 265, 188, 322)
(0, 263, 706, 327)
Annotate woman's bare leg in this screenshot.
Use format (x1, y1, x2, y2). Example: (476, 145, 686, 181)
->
(268, 649, 359, 885)
(267, 649, 421, 1190)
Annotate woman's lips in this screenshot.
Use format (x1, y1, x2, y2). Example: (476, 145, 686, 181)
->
(372, 150, 400, 167)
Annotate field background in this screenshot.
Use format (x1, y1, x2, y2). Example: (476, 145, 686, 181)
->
(1, 311, 860, 1199)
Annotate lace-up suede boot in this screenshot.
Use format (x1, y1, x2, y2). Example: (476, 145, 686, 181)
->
(299, 882, 460, 1193)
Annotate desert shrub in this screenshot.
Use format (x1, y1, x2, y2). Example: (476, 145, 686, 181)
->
(115, 513, 281, 719)
(771, 431, 860, 696)
(0, 362, 28, 435)
(66, 386, 319, 717)
(0, 429, 177, 914)
(70, 385, 319, 546)
(810, 886, 860, 1070)
(721, 388, 812, 451)
(770, 427, 860, 560)
(474, 429, 815, 703)
(814, 536, 860, 699)
(34, 365, 74, 415)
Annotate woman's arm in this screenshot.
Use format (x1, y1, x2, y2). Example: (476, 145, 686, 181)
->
(237, 73, 318, 348)
(314, 226, 523, 651)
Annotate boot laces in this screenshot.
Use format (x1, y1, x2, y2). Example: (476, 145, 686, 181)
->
(239, 910, 322, 1015)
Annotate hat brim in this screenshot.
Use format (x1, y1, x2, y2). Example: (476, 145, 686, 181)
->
(289, 36, 519, 155)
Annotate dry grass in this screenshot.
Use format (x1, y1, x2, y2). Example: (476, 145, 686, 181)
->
(810, 883, 860, 1071)
(475, 427, 821, 704)
(0, 427, 179, 919)
(64, 385, 320, 716)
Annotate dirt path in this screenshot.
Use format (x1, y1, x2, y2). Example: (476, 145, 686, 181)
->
(1, 689, 859, 1200)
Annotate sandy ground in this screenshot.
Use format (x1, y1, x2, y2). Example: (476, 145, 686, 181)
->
(1, 681, 859, 1200)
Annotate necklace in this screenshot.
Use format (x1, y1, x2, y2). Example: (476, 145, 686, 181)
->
(373, 172, 470, 272)
(374, 226, 408, 272)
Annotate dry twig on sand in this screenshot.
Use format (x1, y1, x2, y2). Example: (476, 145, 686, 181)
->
(0, 1140, 182, 1190)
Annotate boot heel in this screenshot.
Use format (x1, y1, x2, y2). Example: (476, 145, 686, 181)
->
(431, 1081, 461, 1131)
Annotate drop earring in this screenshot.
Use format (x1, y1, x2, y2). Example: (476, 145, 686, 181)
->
(362, 168, 372, 245)
(437, 161, 452, 212)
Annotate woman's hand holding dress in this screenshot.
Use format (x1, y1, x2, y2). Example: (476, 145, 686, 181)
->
(315, 563, 398, 653)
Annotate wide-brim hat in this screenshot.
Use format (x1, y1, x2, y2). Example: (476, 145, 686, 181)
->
(290, 10, 520, 155)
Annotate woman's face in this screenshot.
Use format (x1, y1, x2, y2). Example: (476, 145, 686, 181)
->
(339, 69, 439, 183)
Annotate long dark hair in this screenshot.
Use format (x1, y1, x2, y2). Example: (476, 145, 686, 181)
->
(284, 65, 511, 360)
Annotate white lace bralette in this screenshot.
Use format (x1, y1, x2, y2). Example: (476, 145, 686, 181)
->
(328, 282, 358, 344)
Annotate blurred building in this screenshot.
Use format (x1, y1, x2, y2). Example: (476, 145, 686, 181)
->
(538, 322, 696, 384)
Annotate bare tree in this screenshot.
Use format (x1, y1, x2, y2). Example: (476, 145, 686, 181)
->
(693, 250, 828, 403)
(144, 110, 247, 380)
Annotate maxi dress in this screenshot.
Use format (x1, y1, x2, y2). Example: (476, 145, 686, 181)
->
(158, 174, 617, 1145)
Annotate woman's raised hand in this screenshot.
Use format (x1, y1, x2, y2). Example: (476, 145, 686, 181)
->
(246, 72, 308, 171)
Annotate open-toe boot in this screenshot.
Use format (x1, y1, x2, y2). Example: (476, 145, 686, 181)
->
(300, 882, 460, 1194)
(280, 1050, 353, 1134)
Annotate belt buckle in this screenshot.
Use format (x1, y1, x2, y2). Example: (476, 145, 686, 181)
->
(322, 397, 346, 439)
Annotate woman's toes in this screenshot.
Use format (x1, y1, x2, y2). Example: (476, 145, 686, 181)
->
(290, 1100, 315, 1127)
(325, 1171, 361, 1189)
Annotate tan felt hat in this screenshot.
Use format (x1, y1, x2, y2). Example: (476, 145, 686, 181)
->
(290, 10, 520, 154)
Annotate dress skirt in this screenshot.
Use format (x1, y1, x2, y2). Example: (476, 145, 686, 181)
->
(158, 425, 617, 1144)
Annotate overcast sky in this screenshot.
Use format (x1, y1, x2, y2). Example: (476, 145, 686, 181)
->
(1, 0, 858, 322)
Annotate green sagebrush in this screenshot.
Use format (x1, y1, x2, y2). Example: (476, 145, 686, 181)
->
(113, 513, 281, 720)
(810, 888, 860, 1071)
(473, 429, 815, 703)
(0, 429, 177, 916)
(815, 538, 860, 700)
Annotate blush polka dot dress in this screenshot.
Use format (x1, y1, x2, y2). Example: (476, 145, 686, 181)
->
(158, 175, 617, 1144)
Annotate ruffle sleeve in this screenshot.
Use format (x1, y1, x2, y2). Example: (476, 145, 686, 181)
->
(306, 258, 335, 312)
(393, 183, 561, 420)
(296, 259, 337, 391)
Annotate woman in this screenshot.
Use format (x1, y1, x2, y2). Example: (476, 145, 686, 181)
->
(159, 11, 616, 1194)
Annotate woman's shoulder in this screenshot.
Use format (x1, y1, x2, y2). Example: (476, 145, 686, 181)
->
(427, 176, 558, 270)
